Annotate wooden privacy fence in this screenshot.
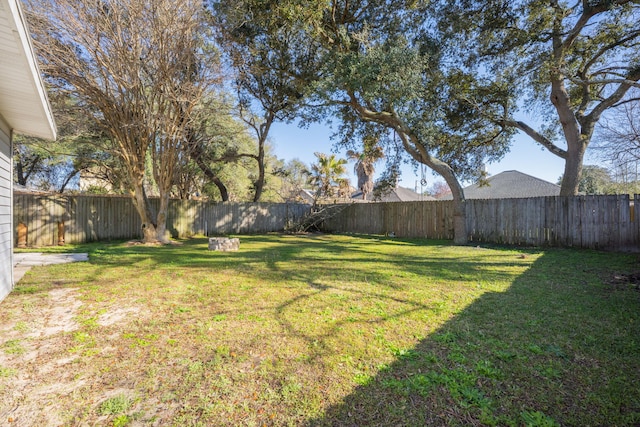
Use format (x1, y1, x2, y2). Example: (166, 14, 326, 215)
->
(13, 193, 311, 246)
(322, 195, 639, 251)
(13, 193, 639, 251)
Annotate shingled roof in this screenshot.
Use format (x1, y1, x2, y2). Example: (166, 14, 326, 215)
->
(440, 170, 561, 200)
(352, 186, 436, 202)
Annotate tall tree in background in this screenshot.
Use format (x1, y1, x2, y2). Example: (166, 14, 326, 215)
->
(309, 153, 350, 200)
(13, 137, 53, 188)
(13, 91, 111, 193)
(26, 0, 216, 242)
(558, 165, 613, 195)
(273, 158, 310, 201)
(347, 133, 385, 200)
(184, 96, 254, 202)
(438, 0, 640, 196)
(209, 0, 318, 202)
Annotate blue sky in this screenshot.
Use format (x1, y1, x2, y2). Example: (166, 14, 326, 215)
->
(269, 120, 585, 192)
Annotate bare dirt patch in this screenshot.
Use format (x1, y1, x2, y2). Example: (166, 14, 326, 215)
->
(30, 288, 82, 337)
(98, 306, 142, 326)
(606, 272, 640, 291)
(125, 239, 183, 247)
(0, 286, 148, 426)
(0, 288, 83, 426)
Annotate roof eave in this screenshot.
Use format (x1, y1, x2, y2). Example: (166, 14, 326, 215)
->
(1, 0, 57, 140)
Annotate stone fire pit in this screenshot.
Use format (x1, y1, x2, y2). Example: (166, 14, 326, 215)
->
(208, 237, 240, 252)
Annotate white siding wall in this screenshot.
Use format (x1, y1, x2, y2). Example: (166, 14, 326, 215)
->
(0, 115, 12, 301)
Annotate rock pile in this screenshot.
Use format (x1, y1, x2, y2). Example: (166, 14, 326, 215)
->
(208, 237, 240, 252)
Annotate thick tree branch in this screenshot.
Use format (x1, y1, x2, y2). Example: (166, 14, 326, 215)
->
(567, 1, 636, 51)
(502, 119, 568, 159)
(612, 97, 640, 108)
(569, 77, 640, 88)
(561, 2, 598, 51)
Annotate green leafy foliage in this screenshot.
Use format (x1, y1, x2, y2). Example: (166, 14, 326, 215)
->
(99, 394, 131, 416)
(436, 0, 640, 194)
(309, 152, 350, 199)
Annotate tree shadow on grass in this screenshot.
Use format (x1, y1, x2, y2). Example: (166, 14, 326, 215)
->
(9, 235, 640, 425)
(304, 250, 640, 426)
(69, 235, 469, 289)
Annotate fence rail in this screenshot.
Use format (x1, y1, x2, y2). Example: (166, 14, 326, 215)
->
(13, 193, 311, 246)
(322, 195, 639, 251)
(13, 193, 639, 251)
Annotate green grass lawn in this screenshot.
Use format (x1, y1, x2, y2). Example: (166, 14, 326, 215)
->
(2, 234, 639, 426)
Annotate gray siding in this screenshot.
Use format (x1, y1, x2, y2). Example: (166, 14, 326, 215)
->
(0, 116, 12, 301)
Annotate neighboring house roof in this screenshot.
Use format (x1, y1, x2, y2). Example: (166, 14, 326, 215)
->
(352, 186, 436, 202)
(13, 183, 50, 194)
(440, 170, 561, 200)
(0, 0, 56, 140)
(294, 189, 315, 204)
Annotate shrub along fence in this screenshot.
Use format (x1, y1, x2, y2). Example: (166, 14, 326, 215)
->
(13, 193, 311, 246)
(322, 195, 639, 251)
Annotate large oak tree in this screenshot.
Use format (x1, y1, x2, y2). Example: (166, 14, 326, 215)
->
(217, 0, 514, 243)
(438, 0, 640, 195)
(313, 0, 514, 242)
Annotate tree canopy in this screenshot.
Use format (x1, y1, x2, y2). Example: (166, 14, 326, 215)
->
(437, 0, 640, 195)
(26, 0, 217, 242)
(208, 0, 320, 202)
(252, 0, 516, 242)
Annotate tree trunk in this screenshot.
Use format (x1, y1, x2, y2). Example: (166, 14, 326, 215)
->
(195, 155, 230, 201)
(550, 74, 585, 196)
(155, 192, 171, 243)
(58, 169, 80, 193)
(130, 180, 158, 243)
(16, 159, 27, 186)
(400, 131, 468, 244)
(560, 145, 586, 196)
(15, 155, 40, 187)
(252, 137, 266, 202)
(252, 117, 272, 203)
(409, 152, 467, 244)
(212, 177, 230, 201)
(436, 166, 467, 245)
(187, 136, 230, 201)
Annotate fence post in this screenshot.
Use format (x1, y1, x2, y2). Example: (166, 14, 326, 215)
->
(57, 221, 65, 246)
(17, 222, 27, 248)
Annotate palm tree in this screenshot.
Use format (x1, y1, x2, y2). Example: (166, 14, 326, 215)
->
(347, 136, 384, 200)
(309, 152, 349, 200)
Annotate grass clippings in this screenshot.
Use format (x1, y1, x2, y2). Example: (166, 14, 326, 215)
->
(1, 234, 639, 426)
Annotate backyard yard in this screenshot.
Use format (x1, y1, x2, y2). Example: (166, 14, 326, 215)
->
(1, 234, 639, 426)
